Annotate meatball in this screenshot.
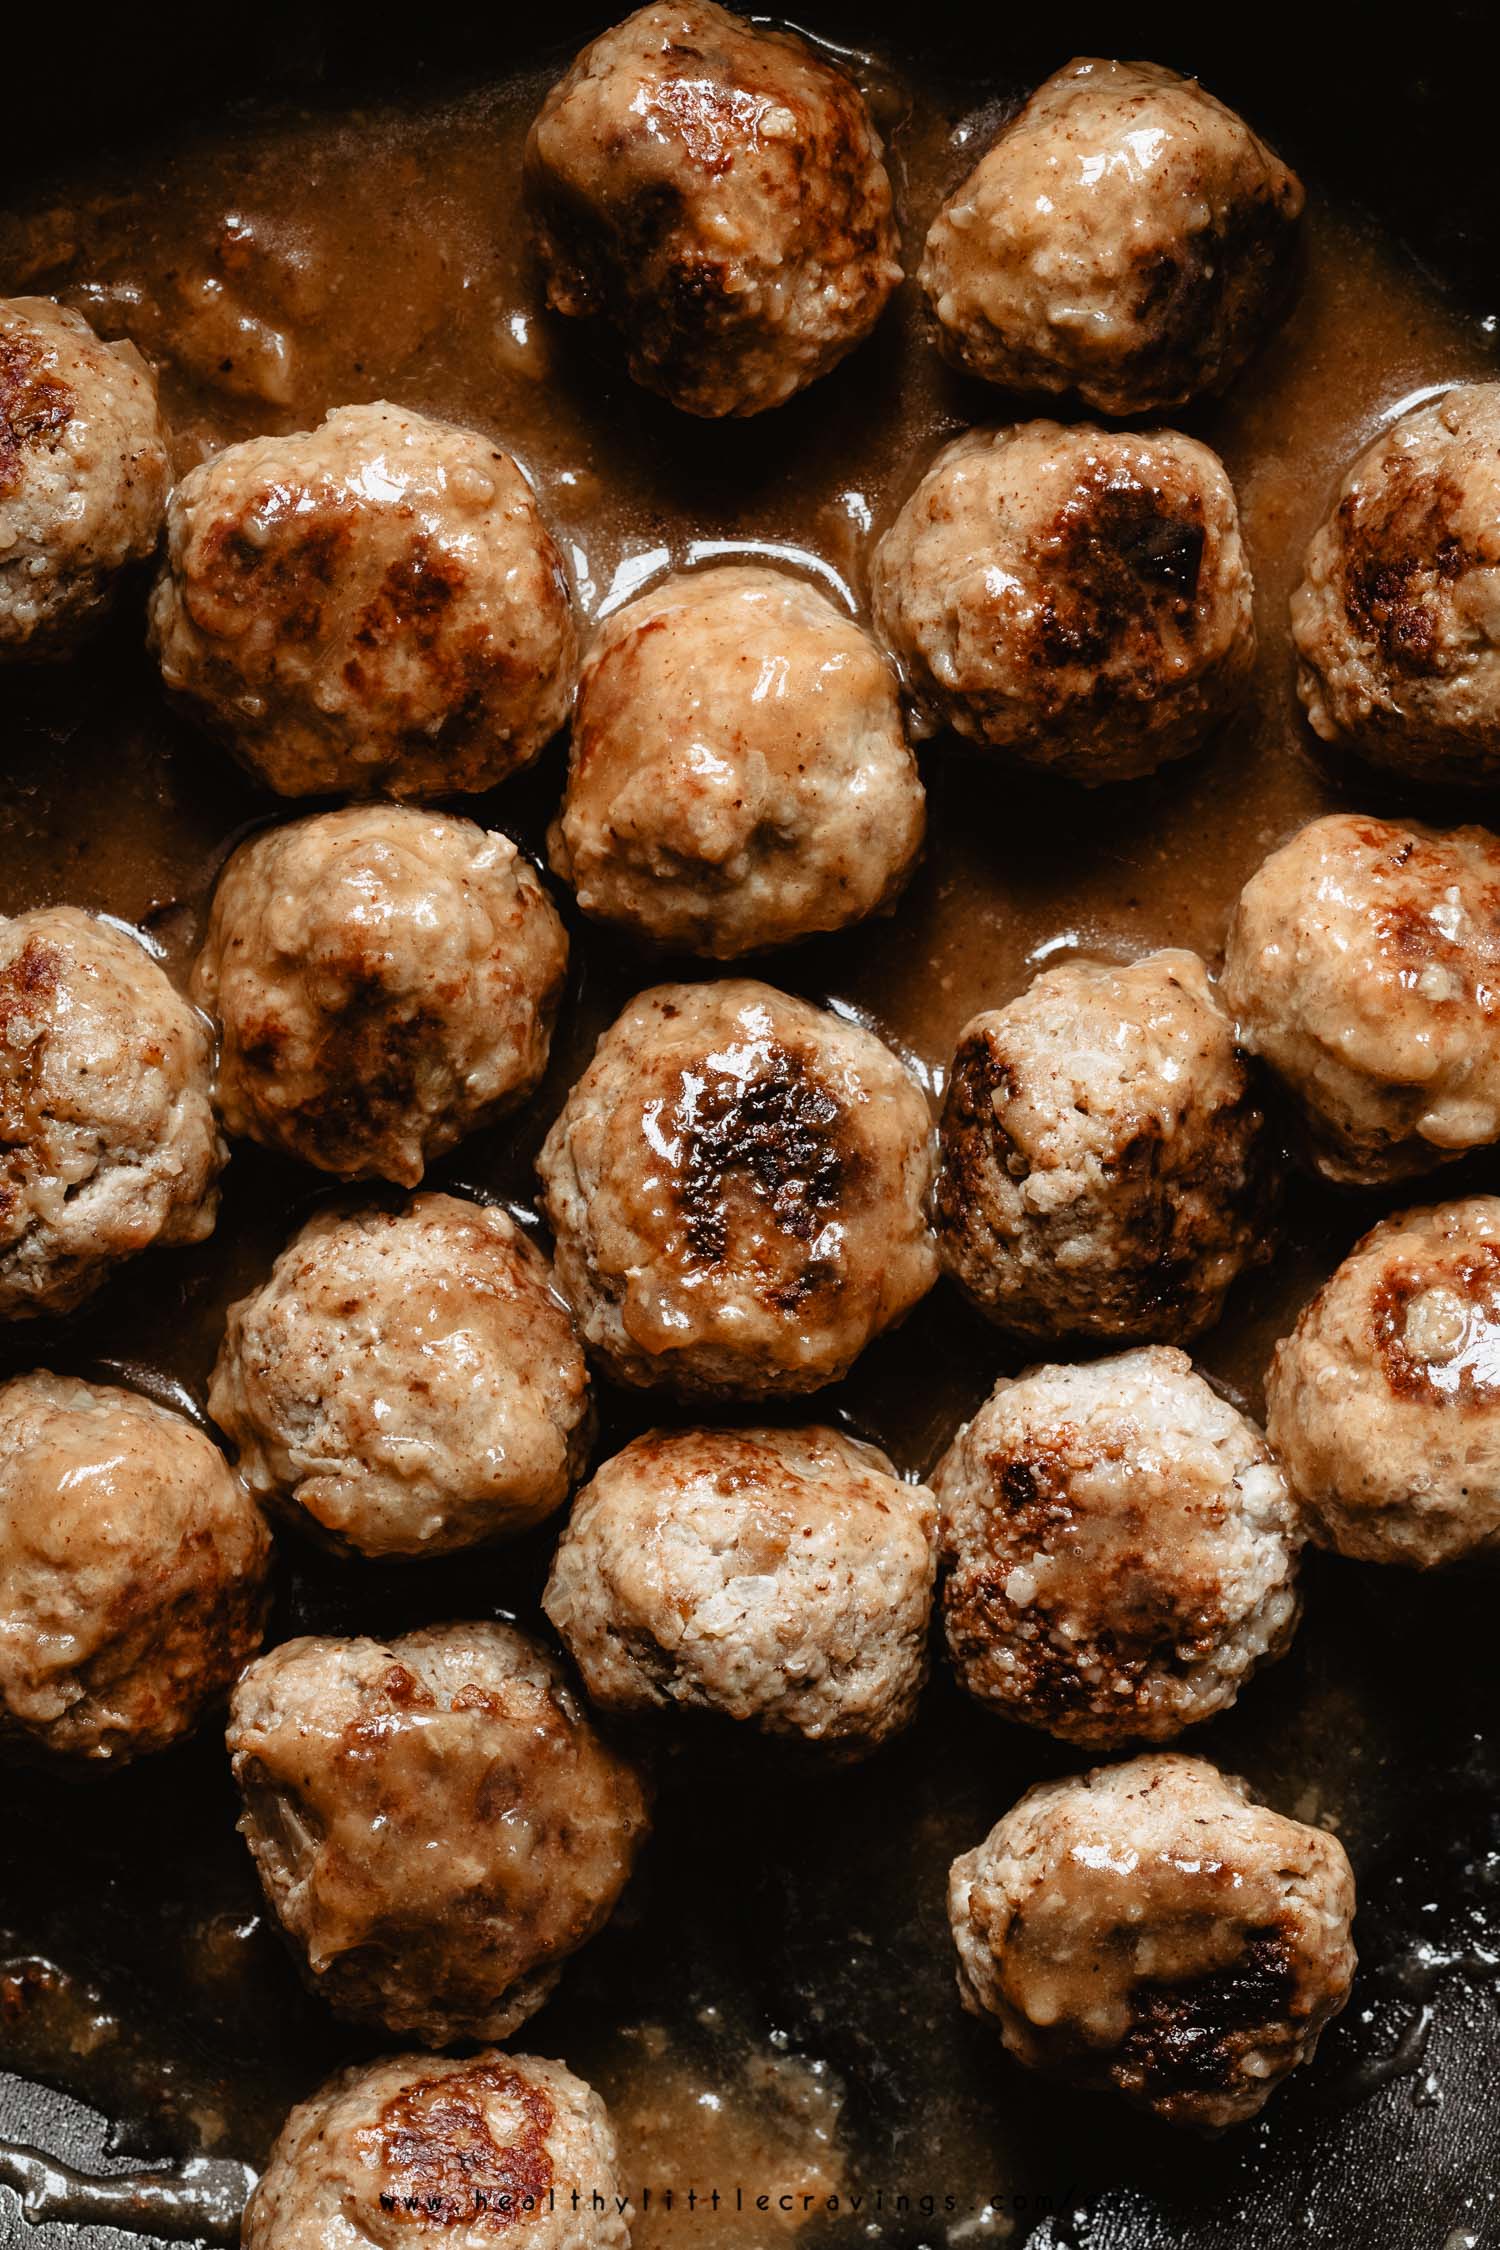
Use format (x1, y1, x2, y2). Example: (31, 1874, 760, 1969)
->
(544, 1425, 937, 1754)
(1292, 385, 1500, 786)
(210, 1195, 592, 1560)
(1267, 1196, 1500, 1567)
(0, 297, 170, 657)
(0, 906, 224, 1318)
(148, 401, 576, 798)
(933, 1349, 1301, 1747)
(192, 806, 567, 1186)
(936, 950, 1272, 1345)
(870, 422, 1255, 782)
(549, 565, 924, 957)
(1222, 813, 1500, 1185)
(525, 1, 901, 418)
(948, 1753, 1356, 2128)
(537, 979, 937, 1397)
(920, 59, 1303, 415)
(227, 1621, 650, 2045)
(244, 2051, 628, 2250)
(0, 1372, 270, 1766)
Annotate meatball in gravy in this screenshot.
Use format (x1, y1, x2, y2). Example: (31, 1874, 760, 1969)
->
(1268, 1196, 1500, 1566)
(0, 1372, 269, 1766)
(537, 979, 937, 1397)
(149, 401, 576, 797)
(550, 564, 924, 957)
(211, 1195, 592, 1559)
(193, 805, 567, 1186)
(921, 59, 1303, 414)
(936, 950, 1271, 1345)
(871, 422, 1255, 782)
(228, 1622, 650, 2045)
(243, 2051, 629, 2250)
(525, 1, 901, 417)
(1222, 813, 1500, 1184)
(1293, 384, 1500, 785)
(0, 906, 224, 1318)
(544, 1425, 937, 1755)
(948, 1753, 1356, 2128)
(0, 297, 169, 657)
(934, 1349, 1301, 1748)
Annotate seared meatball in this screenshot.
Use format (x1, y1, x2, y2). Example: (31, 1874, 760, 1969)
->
(537, 979, 937, 1397)
(0, 907, 224, 1318)
(0, 1372, 269, 1766)
(948, 1753, 1355, 2128)
(934, 1349, 1301, 1747)
(936, 951, 1271, 1345)
(871, 422, 1255, 782)
(549, 565, 924, 957)
(148, 401, 576, 798)
(921, 60, 1303, 415)
(244, 2052, 628, 2250)
(525, 1, 901, 418)
(0, 297, 170, 657)
(544, 1425, 936, 1754)
(228, 1622, 650, 2045)
(210, 1196, 592, 1560)
(1268, 1196, 1500, 1567)
(193, 806, 567, 1186)
(1222, 813, 1500, 1185)
(1293, 385, 1500, 786)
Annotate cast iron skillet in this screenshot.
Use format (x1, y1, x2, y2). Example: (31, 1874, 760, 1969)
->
(1, 8, 1498, 2249)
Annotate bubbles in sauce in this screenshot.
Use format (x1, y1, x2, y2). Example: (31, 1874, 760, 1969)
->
(0, 34, 1498, 2250)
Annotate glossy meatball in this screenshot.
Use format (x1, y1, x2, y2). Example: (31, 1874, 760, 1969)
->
(148, 401, 576, 798)
(0, 297, 170, 657)
(921, 59, 1303, 415)
(549, 565, 924, 957)
(934, 1349, 1301, 1747)
(537, 979, 937, 1397)
(1293, 385, 1500, 786)
(1268, 1197, 1500, 1567)
(525, 1, 901, 418)
(871, 422, 1255, 781)
(210, 1196, 592, 1560)
(0, 907, 224, 1318)
(193, 806, 567, 1186)
(936, 951, 1271, 1345)
(948, 1753, 1356, 2128)
(1222, 813, 1500, 1185)
(544, 1425, 937, 1755)
(244, 2052, 628, 2250)
(227, 1622, 650, 2045)
(0, 1373, 270, 1766)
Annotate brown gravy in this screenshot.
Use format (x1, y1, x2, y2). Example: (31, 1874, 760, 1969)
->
(0, 42, 1498, 2250)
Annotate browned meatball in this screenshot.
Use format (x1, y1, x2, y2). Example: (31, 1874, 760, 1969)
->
(0, 906, 224, 1318)
(243, 2052, 630, 2250)
(1292, 385, 1500, 786)
(148, 401, 577, 798)
(1222, 813, 1500, 1185)
(0, 297, 170, 657)
(921, 60, 1303, 415)
(210, 1196, 592, 1560)
(936, 951, 1272, 1345)
(536, 979, 937, 1397)
(192, 806, 567, 1186)
(870, 422, 1255, 782)
(0, 1372, 270, 1766)
(949, 1754, 1356, 2129)
(1267, 1196, 1500, 1566)
(227, 1622, 651, 2045)
(525, 2, 901, 417)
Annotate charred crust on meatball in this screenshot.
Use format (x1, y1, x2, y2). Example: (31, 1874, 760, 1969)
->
(0, 335, 73, 496)
(1116, 1923, 1301, 2109)
(364, 2063, 556, 2230)
(1032, 468, 1208, 682)
(1369, 1241, 1500, 1405)
(676, 1043, 851, 1271)
(1337, 462, 1470, 676)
